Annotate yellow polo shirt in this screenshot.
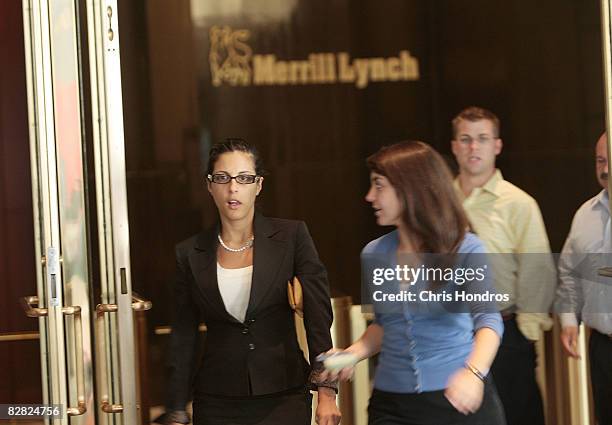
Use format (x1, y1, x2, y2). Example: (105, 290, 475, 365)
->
(454, 170, 556, 314)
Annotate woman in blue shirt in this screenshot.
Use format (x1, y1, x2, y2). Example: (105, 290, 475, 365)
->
(327, 141, 505, 425)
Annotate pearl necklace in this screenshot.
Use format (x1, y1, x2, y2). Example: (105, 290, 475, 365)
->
(217, 234, 254, 252)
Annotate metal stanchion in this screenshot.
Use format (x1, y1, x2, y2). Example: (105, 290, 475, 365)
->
(330, 296, 354, 425)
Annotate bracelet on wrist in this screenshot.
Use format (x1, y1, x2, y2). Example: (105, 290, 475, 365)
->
(464, 362, 487, 382)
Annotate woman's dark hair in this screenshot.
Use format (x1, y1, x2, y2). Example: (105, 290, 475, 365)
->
(367, 141, 469, 254)
(206, 138, 265, 175)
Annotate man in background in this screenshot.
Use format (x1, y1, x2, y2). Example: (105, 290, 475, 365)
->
(451, 106, 556, 425)
(556, 133, 612, 425)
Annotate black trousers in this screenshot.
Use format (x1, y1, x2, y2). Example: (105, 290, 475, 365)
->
(490, 317, 544, 425)
(367, 379, 505, 425)
(590, 330, 612, 425)
(192, 388, 312, 425)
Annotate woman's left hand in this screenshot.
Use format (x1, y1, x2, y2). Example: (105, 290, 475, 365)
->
(315, 387, 341, 425)
(444, 368, 484, 415)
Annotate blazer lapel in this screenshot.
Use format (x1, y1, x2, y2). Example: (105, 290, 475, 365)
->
(246, 214, 287, 317)
(190, 224, 240, 323)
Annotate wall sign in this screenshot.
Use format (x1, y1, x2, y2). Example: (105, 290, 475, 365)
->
(209, 26, 420, 89)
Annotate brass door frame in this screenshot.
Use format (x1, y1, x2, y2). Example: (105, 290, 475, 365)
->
(599, 2, 612, 425)
(87, 0, 142, 424)
(21, 0, 93, 423)
(21, 0, 145, 424)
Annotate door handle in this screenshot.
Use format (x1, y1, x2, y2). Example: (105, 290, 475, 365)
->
(131, 292, 152, 312)
(20, 296, 87, 416)
(62, 305, 87, 416)
(20, 295, 48, 317)
(96, 294, 152, 413)
(96, 302, 123, 413)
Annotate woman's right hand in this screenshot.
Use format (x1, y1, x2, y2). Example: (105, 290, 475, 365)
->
(319, 324, 381, 382)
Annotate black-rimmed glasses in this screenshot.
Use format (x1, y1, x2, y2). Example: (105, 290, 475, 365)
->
(206, 173, 260, 184)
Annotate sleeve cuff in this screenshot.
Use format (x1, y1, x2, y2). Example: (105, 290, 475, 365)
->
(560, 312, 579, 328)
(153, 410, 190, 424)
(308, 362, 338, 392)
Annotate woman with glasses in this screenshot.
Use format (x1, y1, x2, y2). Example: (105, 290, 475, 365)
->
(323, 141, 505, 425)
(159, 138, 341, 425)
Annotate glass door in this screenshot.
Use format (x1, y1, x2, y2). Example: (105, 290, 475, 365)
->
(20, 0, 148, 423)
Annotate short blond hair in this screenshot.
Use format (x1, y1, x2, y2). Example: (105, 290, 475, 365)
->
(452, 106, 500, 138)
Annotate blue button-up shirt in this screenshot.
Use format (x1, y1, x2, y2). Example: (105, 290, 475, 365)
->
(362, 231, 504, 393)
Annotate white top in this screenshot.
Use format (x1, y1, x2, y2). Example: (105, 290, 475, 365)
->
(217, 263, 253, 323)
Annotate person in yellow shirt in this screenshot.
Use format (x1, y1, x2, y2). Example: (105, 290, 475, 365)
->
(450, 106, 556, 425)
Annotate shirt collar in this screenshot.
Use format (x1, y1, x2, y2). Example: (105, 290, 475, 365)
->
(481, 169, 504, 196)
(454, 169, 503, 199)
(591, 189, 610, 213)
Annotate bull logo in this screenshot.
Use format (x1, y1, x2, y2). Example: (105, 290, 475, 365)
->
(209, 26, 253, 86)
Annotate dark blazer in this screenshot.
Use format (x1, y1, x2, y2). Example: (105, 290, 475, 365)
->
(166, 214, 333, 408)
